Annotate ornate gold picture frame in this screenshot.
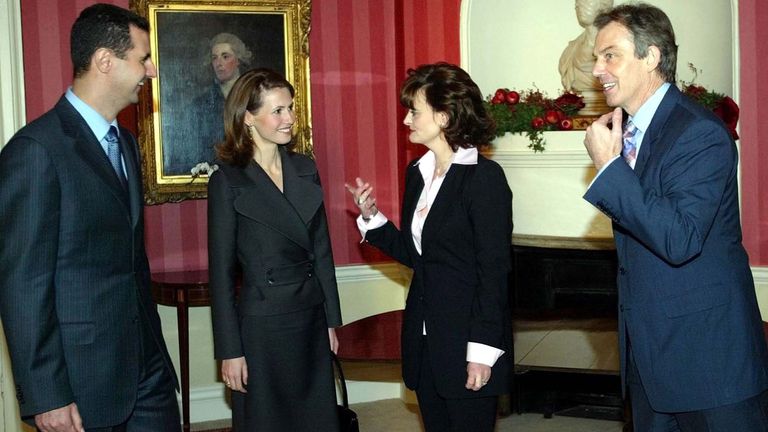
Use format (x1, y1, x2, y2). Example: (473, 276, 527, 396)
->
(131, 0, 312, 204)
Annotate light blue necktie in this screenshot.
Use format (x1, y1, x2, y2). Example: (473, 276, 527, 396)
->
(105, 126, 127, 188)
(622, 120, 638, 169)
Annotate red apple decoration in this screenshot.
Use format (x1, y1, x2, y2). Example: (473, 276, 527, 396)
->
(494, 88, 507, 100)
(491, 94, 505, 104)
(505, 90, 520, 105)
(531, 117, 545, 129)
(544, 110, 560, 125)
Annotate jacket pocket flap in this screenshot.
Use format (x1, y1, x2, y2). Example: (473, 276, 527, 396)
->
(662, 283, 730, 318)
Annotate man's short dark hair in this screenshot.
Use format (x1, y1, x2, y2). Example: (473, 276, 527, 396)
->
(594, 3, 678, 83)
(70, 3, 149, 78)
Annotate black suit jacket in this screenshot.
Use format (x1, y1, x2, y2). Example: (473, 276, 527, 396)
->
(0, 97, 177, 426)
(207, 149, 342, 360)
(366, 154, 513, 398)
(585, 85, 768, 411)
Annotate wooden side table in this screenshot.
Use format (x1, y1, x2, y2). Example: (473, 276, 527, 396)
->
(151, 270, 211, 432)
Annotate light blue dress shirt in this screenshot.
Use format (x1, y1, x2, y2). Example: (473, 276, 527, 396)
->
(65, 88, 126, 176)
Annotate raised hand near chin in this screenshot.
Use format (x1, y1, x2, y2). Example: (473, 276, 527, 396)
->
(584, 107, 623, 171)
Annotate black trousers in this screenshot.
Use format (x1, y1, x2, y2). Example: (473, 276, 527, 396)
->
(415, 338, 497, 432)
(628, 347, 768, 432)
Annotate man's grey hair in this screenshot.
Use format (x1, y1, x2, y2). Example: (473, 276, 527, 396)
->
(206, 32, 253, 66)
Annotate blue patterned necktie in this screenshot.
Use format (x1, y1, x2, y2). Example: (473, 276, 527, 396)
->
(105, 126, 127, 188)
(622, 120, 638, 169)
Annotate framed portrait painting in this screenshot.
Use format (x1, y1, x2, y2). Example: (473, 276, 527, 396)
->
(130, 0, 312, 204)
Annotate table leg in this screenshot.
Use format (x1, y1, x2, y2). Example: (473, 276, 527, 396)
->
(176, 288, 190, 432)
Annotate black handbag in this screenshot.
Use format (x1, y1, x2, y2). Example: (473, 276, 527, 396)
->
(332, 352, 360, 432)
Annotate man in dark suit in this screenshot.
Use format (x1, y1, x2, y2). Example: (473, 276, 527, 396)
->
(0, 4, 180, 431)
(583, 4, 768, 431)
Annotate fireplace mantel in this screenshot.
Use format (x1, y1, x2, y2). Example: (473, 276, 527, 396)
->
(512, 234, 615, 251)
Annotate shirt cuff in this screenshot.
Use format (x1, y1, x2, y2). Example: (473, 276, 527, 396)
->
(356, 211, 388, 242)
(466, 342, 505, 367)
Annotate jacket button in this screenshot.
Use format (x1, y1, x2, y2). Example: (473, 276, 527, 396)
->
(267, 278, 275, 285)
(619, 266, 626, 275)
(307, 272, 313, 278)
(308, 253, 315, 260)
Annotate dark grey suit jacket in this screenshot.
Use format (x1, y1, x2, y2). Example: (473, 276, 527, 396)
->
(0, 97, 178, 426)
(207, 148, 342, 360)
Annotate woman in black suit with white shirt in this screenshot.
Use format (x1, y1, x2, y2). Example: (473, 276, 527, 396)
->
(345, 62, 513, 432)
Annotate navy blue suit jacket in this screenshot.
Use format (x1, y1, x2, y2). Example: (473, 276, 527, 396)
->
(584, 85, 768, 412)
(0, 97, 177, 426)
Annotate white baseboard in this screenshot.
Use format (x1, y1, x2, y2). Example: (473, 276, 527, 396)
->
(752, 266, 768, 320)
(182, 385, 231, 424)
(345, 381, 402, 403)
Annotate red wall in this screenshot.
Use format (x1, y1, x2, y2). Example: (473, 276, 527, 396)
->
(20, 1, 766, 268)
(739, 0, 768, 264)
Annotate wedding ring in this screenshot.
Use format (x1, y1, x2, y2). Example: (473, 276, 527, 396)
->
(358, 197, 365, 205)
(481, 380, 488, 385)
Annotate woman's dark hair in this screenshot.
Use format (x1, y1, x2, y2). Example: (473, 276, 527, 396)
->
(71, 3, 149, 78)
(400, 62, 495, 151)
(216, 68, 295, 166)
(594, 3, 678, 83)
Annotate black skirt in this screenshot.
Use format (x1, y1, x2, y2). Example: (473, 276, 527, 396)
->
(232, 304, 339, 431)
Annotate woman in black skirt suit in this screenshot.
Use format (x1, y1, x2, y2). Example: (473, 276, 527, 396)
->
(208, 68, 342, 431)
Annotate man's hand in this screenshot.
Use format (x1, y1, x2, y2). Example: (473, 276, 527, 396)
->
(584, 107, 624, 170)
(35, 403, 84, 432)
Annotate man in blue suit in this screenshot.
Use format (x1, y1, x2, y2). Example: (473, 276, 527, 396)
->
(583, 3, 768, 431)
(0, 4, 180, 431)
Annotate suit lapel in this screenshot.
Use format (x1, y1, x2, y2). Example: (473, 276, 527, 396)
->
(281, 149, 323, 227)
(421, 165, 469, 244)
(230, 154, 312, 251)
(401, 163, 424, 253)
(634, 86, 681, 177)
(57, 98, 130, 211)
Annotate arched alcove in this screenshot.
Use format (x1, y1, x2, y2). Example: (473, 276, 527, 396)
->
(460, 0, 737, 239)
